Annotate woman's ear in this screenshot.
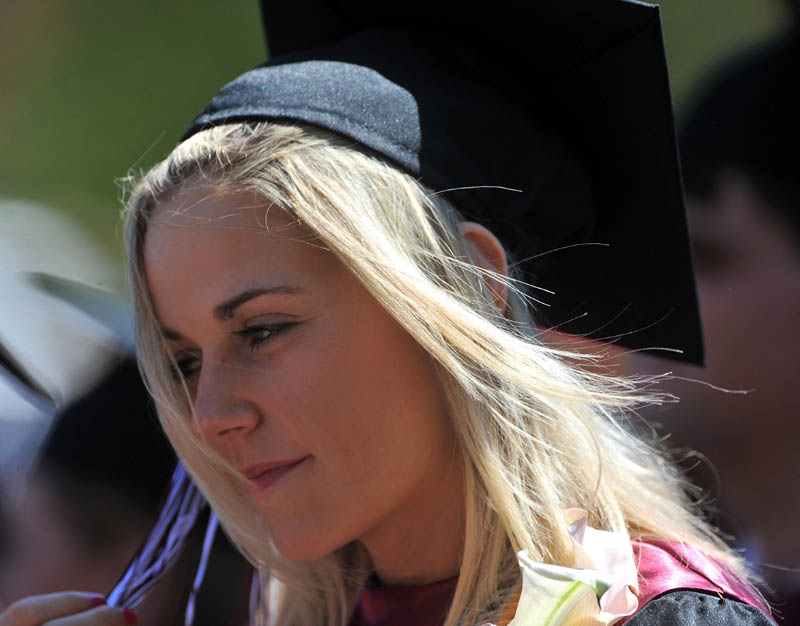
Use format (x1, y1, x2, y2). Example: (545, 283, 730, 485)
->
(458, 221, 509, 315)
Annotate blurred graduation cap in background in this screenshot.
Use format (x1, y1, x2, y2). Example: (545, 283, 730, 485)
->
(186, 0, 704, 364)
(0, 265, 160, 478)
(0, 268, 132, 484)
(0, 334, 56, 415)
(0, 273, 133, 414)
(0, 273, 249, 626)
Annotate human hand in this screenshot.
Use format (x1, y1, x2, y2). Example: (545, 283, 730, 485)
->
(0, 593, 136, 626)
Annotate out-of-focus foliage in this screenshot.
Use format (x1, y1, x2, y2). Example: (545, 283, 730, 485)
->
(0, 0, 263, 275)
(660, 0, 790, 106)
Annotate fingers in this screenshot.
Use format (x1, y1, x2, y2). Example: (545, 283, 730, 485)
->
(47, 606, 136, 626)
(1, 593, 102, 626)
(0, 594, 136, 626)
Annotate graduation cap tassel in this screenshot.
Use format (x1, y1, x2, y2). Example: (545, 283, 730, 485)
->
(184, 512, 220, 626)
(108, 462, 207, 609)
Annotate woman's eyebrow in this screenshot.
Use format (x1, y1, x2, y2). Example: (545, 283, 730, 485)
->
(159, 285, 305, 339)
(213, 285, 303, 321)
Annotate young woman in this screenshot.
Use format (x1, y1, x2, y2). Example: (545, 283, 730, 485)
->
(0, 3, 777, 625)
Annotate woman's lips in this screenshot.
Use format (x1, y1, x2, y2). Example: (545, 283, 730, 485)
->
(240, 457, 308, 494)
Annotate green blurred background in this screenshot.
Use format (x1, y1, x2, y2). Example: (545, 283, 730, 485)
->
(0, 0, 793, 286)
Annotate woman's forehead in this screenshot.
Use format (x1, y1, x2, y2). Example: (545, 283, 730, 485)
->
(146, 186, 328, 264)
(143, 187, 335, 303)
(149, 185, 290, 231)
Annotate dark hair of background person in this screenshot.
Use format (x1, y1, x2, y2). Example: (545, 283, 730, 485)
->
(668, 15, 800, 624)
(37, 357, 177, 529)
(0, 357, 176, 606)
(678, 19, 799, 245)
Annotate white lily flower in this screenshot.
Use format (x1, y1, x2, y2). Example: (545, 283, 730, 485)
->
(497, 509, 639, 626)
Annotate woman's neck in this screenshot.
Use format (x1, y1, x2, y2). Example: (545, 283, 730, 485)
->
(358, 463, 465, 586)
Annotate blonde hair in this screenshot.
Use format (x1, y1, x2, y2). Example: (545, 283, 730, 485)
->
(124, 122, 747, 626)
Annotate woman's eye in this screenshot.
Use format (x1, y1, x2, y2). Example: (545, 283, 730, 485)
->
(171, 353, 201, 381)
(234, 323, 293, 351)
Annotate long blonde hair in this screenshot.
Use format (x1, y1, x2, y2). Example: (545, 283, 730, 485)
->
(124, 122, 746, 626)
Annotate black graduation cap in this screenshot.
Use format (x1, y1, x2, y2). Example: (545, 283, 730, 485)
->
(185, 0, 704, 364)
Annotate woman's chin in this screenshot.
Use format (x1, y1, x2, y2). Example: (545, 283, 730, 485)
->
(269, 525, 344, 564)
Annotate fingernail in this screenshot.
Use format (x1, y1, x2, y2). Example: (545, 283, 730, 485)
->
(90, 596, 106, 607)
(121, 607, 137, 625)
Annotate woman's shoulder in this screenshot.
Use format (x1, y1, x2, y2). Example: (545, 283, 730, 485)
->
(624, 539, 775, 625)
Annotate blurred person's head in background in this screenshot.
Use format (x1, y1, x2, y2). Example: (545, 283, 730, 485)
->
(0, 356, 175, 608)
(632, 18, 800, 618)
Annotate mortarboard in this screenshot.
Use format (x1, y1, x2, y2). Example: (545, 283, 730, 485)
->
(184, 0, 704, 365)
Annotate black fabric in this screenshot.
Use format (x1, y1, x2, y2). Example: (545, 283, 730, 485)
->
(184, 0, 705, 365)
(626, 590, 775, 626)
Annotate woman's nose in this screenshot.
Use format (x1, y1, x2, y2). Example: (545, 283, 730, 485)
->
(191, 357, 261, 441)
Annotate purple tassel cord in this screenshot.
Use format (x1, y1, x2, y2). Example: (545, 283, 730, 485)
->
(107, 462, 215, 624)
(184, 512, 220, 626)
